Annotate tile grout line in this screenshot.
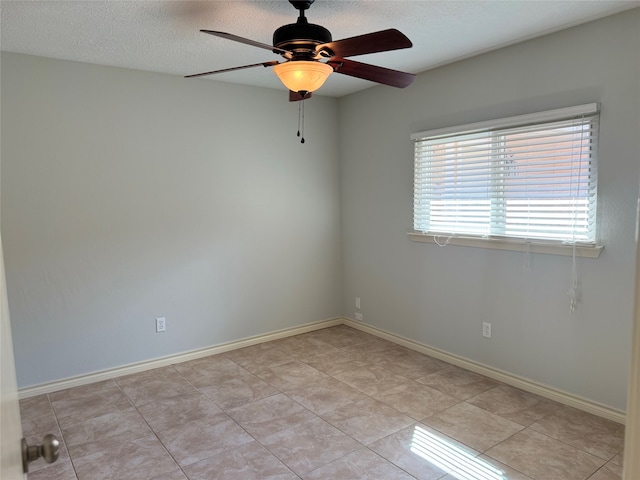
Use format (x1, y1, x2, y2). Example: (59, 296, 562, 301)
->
(222, 350, 348, 478)
(113, 373, 193, 480)
(21, 326, 625, 480)
(195, 355, 318, 479)
(174, 358, 301, 479)
(45, 392, 81, 480)
(273, 334, 507, 479)
(481, 422, 616, 480)
(422, 379, 625, 471)
(219, 341, 402, 479)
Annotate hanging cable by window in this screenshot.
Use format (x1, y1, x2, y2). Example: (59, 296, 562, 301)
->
(567, 115, 586, 313)
(434, 235, 453, 247)
(523, 242, 531, 272)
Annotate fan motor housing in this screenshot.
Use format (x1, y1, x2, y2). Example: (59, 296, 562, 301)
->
(273, 22, 332, 57)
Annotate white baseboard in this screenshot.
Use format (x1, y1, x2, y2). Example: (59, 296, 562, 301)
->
(20, 315, 626, 425)
(18, 317, 343, 399)
(342, 318, 626, 425)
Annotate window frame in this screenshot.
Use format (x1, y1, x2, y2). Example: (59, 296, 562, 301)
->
(410, 104, 603, 258)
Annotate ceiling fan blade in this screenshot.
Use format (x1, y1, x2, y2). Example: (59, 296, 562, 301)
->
(289, 90, 313, 102)
(200, 30, 290, 56)
(317, 29, 412, 58)
(328, 58, 415, 88)
(185, 61, 279, 78)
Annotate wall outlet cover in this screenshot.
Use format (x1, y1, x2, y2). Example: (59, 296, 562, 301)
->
(482, 322, 491, 338)
(156, 317, 166, 333)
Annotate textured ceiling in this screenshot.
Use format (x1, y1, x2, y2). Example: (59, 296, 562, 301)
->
(1, 1, 638, 97)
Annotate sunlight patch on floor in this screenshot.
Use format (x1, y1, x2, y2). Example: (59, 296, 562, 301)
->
(411, 426, 506, 480)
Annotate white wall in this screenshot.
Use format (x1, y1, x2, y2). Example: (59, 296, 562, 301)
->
(339, 9, 640, 411)
(1, 53, 343, 388)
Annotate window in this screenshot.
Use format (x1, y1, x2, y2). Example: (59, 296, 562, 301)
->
(411, 104, 601, 255)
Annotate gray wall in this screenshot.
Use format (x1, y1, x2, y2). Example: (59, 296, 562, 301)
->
(339, 9, 639, 411)
(1, 53, 343, 387)
(2, 9, 639, 412)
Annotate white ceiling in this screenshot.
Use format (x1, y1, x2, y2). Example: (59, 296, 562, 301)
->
(1, 0, 638, 97)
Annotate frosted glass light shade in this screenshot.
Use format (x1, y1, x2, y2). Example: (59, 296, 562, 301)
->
(273, 61, 333, 93)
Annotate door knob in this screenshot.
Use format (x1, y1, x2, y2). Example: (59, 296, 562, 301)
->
(21, 434, 60, 473)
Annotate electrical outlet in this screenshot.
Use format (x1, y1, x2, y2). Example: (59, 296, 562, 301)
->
(355, 297, 361, 310)
(482, 322, 491, 338)
(355, 312, 363, 321)
(156, 317, 166, 333)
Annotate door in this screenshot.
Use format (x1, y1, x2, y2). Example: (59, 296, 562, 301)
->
(623, 203, 640, 479)
(0, 235, 26, 479)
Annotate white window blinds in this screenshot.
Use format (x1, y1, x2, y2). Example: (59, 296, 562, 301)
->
(412, 104, 599, 245)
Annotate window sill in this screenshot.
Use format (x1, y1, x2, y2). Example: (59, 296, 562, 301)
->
(408, 233, 603, 258)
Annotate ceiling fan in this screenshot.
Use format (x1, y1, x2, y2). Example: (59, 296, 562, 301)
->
(185, 0, 416, 100)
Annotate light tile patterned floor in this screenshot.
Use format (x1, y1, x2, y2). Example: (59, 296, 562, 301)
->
(20, 325, 625, 480)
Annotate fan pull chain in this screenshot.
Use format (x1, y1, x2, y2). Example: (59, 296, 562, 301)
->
(296, 99, 305, 143)
(297, 101, 301, 138)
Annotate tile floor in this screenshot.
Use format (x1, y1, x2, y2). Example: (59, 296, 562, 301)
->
(20, 325, 625, 480)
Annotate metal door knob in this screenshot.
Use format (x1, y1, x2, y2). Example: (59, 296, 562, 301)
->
(22, 434, 60, 473)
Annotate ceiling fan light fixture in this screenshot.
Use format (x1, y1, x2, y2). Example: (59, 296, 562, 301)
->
(273, 61, 333, 94)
